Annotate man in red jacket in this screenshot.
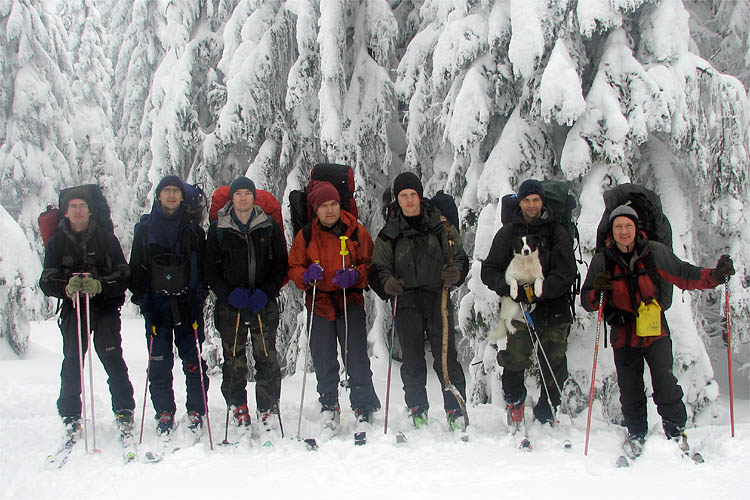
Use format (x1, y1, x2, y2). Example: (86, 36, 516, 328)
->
(581, 204, 735, 459)
(288, 181, 380, 434)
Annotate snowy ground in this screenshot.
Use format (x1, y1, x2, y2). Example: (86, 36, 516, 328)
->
(1, 318, 748, 500)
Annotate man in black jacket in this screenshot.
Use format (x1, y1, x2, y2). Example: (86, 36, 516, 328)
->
(369, 172, 469, 430)
(203, 177, 288, 441)
(129, 175, 208, 436)
(481, 179, 577, 427)
(40, 187, 135, 437)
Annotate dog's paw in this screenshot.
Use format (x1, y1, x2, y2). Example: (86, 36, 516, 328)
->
(508, 282, 518, 299)
(534, 279, 543, 299)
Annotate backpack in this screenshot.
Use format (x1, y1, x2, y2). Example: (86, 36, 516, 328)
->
(182, 182, 207, 225)
(38, 184, 114, 246)
(289, 163, 358, 239)
(595, 183, 672, 250)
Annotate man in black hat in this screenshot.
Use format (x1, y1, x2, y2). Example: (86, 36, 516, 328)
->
(203, 176, 288, 443)
(40, 187, 135, 442)
(369, 172, 469, 431)
(129, 174, 209, 437)
(481, 179, 577, 429)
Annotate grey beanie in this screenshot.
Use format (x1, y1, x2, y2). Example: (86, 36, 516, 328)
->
(609, 205, 639, 226)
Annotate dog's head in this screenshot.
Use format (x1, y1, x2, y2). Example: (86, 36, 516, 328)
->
(511, 235, 541, 256)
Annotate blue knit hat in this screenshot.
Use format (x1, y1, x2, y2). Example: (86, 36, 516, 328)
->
(229, 176, 257, 199)
(517, 179, 545, 201)
(155, 175, 185, 198)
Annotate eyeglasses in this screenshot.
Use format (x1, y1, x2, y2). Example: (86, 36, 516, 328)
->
(68, 203, 89, 211)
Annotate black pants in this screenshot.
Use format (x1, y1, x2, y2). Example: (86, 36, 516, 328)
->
(215, 300, 282, 411)
(614, 336, 687, 436)
(58, 304, 135, 418)
(396, 294, 466, 412)
(309, 304, 380, 412)
(146, 296, 208, 415)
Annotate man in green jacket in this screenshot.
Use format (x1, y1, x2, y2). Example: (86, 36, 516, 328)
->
(369, 172, 469, 430)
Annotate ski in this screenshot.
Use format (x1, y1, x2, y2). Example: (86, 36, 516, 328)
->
(615, 455, 630, 468)
(519, 437, 532, 451)
(303, 438, 318, 450)
(395, 431, 408, 445)
(354, 431, 367, 446)
(142, 434, 173, 463)
(563, 439, 572, 450)
(45, 436, 78, 469)
(674, 434, 704, 464)
(120, 432, 137, 463)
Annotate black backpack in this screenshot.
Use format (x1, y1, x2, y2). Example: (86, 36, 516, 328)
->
(595, 183, 672, 250)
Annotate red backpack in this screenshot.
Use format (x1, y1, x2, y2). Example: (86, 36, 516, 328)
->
(209, 186, 286, 245)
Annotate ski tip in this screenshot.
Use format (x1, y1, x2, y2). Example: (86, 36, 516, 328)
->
(354, 432, 367, 446)
(303, 438, 318, 451)
(395, 432, 408, 445)
(615, 455, 630, 468)
(691, 452, 705, 464)
(563, 439, 572, 450)
(519, 438, 532, 451)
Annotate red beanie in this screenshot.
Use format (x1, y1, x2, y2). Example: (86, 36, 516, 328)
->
(308, 181, 340, 212)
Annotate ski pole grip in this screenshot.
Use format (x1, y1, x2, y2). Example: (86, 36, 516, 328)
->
(339, 236, 349, 256)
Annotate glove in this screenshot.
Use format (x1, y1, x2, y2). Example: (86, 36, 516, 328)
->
(441, 265, 461, 288)
(228, 287, 252, 310)
(512, 284, 536, 304)
(65, 275, 83, 298)
(80, 277, 102, 296)
(711, 254, 735, 281)
(303, 263, 324, 285)
(333, 268, 358, 289)
(383, 277, 404, 296)
(593, 271, 613, 293)
(247, 289, 269, 312)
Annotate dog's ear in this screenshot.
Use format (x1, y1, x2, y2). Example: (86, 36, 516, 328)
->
(526, 235, 540, 251)
(511, 237, 523, 253)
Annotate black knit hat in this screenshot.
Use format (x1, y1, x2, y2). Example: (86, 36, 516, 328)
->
(61, 187, 93, 213)
(155, 175, 185, 198)
(229, 176, 257, 199)
(609, 204, 639, 227)
(393, 172, 423, 199)
(517, 179, 545, 201)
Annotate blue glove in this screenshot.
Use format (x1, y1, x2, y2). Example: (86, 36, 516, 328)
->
(303, 263, 324, 285)
(247, 289, 269, 312)
(333, 268, 358, 289)
(228, 287, 252, 309)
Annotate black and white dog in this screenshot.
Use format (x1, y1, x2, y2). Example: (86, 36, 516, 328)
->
(488, 235, 544, 342)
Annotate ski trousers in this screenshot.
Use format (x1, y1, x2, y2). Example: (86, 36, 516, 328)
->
(214, 299, 282, 412)
(309, 303, 380, 412)
(58, 303, 135, 418)
(613, 336, 687, 437)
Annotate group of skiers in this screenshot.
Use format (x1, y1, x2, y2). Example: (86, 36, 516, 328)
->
(40, 172, 735, 458)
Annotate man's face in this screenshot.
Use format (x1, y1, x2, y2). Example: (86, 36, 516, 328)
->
(159, 185, 183, 213)
(519, 194, 543, 222)
(64, 199, 91, 228)
(612, 216, 637, 251)
(232, 188, 255, 214)
(397, 189, 421, 217)
(316, 199, 341, 227)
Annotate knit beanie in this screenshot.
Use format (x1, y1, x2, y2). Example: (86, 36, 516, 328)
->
(229, 176, 257, 199)
(393, 172, 423, 199)
(308, 181, 340, 211)
(61, 187, 93, 213)
(156, 175, 186, 198)
(517, 179, 545, 201)
(609, 204, 639, 227)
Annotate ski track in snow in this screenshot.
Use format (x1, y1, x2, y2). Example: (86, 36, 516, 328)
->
(1, 319, 748, 499)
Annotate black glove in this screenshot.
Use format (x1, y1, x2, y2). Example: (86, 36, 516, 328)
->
(512, 284, 536, 304)
(711, 254, 735, 281)
(384, 277, 404, 296)
(441, 265, 461, 287)
(593, 271, 613, 293)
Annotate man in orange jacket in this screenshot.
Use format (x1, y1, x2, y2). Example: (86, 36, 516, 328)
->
(288, 181, 380, 434)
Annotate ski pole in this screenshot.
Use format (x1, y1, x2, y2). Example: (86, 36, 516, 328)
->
(139, 325, 156, 445)
(192, 321, 214, 450)
(83, 285, 101, 453)
(339, 236, 350, 389)
(584, 292, 605, 456)
(297, 278, 318, 440)
(74, 289, 90, 453)
(221, 312, 241, 445)
(725, 276, 735, 438)
(384, 297, 397, 435)
(258, 312, 283, 437)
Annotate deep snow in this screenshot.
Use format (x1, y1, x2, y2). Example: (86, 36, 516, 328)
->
(1, 317, 748, 500)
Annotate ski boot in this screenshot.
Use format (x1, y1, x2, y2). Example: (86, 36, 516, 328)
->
(622, 432, 646, 460)
(63, 415, 83, 440)
(409, 407, 428, 429)
(354, 408, 372, 446)
(321, 403, 341, 436)
(156, 410, 174, 436)
(506, 402, 525, 434)
(115, 409, 136, 462)
(233, 404, 251, 427)
(186, 411, 204, 441)
(532, 400, 558, 426)
(258, 409, 281, 447)
(446, 409, 463, 432)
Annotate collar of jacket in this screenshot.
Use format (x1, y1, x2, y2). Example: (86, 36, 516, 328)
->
(605, 233, 651, 270)
(62, 217, 97, 245)
(217, 202, 271, 235)
(382, 200, 442, 239)
(313, 209, 359, 239)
